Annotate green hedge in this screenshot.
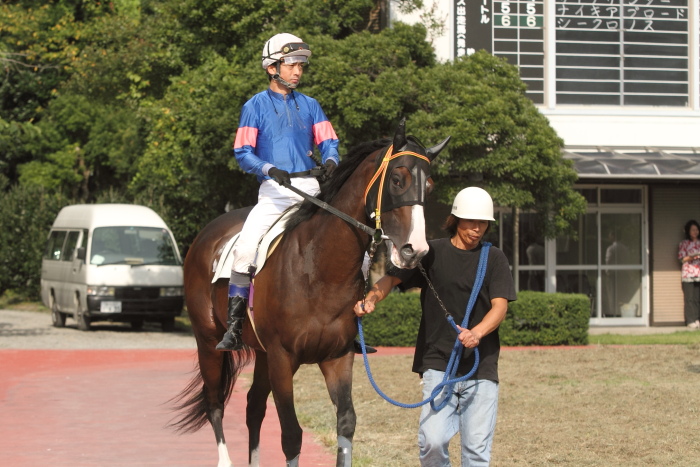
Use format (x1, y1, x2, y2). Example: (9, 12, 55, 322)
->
(359, 290, 590, 347)
(500, 291, 589, 346)
(359, 291, 422, 347)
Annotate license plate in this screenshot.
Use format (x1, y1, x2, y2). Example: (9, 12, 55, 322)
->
(100, 301, 122, 313)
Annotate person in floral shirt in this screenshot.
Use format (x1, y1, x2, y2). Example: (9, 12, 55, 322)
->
(678, 220, 700, 328)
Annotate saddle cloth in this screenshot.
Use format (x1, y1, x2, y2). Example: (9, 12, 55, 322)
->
(211, 208, 295, 283)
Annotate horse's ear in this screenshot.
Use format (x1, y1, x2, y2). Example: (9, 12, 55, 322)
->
(426, 136, 451, 161)
(392, 117, 407, 152)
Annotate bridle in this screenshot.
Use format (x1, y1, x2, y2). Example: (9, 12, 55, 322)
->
(281, 143, 432, 247)
(363, 144, 431, 233)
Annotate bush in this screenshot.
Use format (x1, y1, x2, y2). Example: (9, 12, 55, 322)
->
(500, 291, 590, 346)
(359, 290, 421, 347)
(359, 289, 590, 347)
(0, 185, 67, 299)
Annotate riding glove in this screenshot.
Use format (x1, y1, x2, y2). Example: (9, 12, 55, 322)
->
(268, 167, 291, 186)
(323, 160, 337, 182)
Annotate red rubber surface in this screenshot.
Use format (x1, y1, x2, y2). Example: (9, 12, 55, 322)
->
(0, 349, 336, 466)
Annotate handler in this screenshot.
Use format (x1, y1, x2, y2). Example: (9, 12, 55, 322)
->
(354, 187, 516, 466)
(217, 32, 340, 351)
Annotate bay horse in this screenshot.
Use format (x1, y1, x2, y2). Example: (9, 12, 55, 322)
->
(170, 120, 450, 466)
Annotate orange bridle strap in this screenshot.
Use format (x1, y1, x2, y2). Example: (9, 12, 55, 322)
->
(363, 145, 431, 231)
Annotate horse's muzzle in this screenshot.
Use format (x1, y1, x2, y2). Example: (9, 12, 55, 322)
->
(399, 244, 428, 269)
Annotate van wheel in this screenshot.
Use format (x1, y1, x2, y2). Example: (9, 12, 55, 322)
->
(75, 298, 91, 331)
(130, 320, 144, 331)
(161, 317, 175, 332)
(51, 297, 66, 328)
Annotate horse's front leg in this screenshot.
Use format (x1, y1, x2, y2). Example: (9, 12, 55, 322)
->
(267, 350, 303, 466)
(246, 350, 271, 467)
(319, 352, 356, 467)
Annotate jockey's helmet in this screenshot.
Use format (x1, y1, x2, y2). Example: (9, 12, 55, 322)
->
(261, 33, 311, 69)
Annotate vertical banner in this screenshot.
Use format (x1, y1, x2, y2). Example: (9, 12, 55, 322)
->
(455, 0, 493, 58)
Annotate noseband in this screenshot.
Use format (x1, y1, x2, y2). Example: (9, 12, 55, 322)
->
(363, 145, 431, 233)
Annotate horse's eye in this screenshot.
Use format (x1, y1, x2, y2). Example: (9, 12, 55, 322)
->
(426, 178, 434, 195)
(391, 173, 403, 188)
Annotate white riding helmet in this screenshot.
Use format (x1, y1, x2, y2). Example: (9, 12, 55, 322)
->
(261, 33, 312, 69)
(451, 187, 495, 221)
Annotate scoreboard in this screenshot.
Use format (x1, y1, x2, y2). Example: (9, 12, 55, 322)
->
(454, 0, 690, 106)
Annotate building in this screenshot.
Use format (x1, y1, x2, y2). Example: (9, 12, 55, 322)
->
(390, 0, 700, 327)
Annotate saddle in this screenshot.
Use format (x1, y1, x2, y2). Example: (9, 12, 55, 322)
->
(211, 208, 296, 283)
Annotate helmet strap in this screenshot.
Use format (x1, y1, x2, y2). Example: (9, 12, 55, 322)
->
(272, 62, 298, 90)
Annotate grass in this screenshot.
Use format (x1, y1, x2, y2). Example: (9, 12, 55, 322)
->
(293, 343, 700, 466)
(0, 295, 47, 312)
(589, 331, 700, 345)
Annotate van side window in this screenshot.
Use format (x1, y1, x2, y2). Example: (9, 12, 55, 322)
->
(44, 231, 67, 261)
(62, 231, 81, 261)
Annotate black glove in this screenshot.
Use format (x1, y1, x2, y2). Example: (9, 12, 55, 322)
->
(268, 167, 291, 186)
(323, 159, 337, 179)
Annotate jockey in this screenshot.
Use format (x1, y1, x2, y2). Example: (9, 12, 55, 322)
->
(217, 33, 340, 351)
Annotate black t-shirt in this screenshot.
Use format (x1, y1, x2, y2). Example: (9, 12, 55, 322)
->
(389, 238, 516, 383)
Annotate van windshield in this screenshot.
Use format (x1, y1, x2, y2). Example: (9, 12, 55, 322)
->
(90, 227, 181, 266)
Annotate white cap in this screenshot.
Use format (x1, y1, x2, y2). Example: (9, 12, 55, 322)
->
(451, 187, 495, 221)
(261, 33, 312, 69)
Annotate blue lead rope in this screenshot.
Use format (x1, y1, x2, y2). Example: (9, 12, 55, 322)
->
(357, 242, 491, 410)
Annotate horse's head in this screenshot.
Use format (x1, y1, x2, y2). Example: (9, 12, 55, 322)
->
(364, 119, 450, 268)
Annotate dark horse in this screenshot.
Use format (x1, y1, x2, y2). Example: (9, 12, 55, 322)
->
(171, 120, 449, 466)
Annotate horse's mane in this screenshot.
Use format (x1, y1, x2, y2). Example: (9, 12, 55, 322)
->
(284, 138, 391, 233)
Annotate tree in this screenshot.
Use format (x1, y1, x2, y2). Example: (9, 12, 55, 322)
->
(409, 51, 586, 239)
(0, 0, 586, 299)
(0, 177, 67, 298)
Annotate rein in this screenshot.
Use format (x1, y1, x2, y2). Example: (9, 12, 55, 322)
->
(280, 144, 430, 245)
(280, 181, 383, 241)
(356, 242, 492, 410)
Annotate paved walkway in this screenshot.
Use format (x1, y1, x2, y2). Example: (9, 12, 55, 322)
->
(0, 349, 339, 466)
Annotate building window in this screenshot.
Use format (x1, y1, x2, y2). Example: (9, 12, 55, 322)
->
(557, 186, 645, 320)
(492, 185, 645, 322)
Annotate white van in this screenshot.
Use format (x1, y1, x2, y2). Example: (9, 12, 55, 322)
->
(40, 204, 184, 331)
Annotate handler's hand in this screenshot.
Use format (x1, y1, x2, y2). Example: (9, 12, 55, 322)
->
(354, 300, 375, 317)
(456, 325, 480, 349)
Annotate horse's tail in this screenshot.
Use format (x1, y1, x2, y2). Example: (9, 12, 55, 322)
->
(167, 348, 255, 433)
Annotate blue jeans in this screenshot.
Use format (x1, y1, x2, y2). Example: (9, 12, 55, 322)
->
(418, 370, 499, 467)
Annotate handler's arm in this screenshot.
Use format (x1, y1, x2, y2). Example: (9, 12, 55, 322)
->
(456, 297, 508, 349)
(353, 275, 402, 317)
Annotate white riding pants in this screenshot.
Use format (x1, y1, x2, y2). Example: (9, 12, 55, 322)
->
(232, 177, 320, 275)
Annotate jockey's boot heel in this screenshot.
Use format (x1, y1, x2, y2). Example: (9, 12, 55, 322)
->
(353, 339, 377, 354)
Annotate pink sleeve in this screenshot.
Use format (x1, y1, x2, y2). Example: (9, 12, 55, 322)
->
(312, 121, 338, 145)
(234, 126, 258, 149)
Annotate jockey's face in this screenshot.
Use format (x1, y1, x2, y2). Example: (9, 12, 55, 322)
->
(267, 60, 304, 92)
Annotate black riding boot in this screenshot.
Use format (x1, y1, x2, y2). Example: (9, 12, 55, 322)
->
(353, 339, 377, 354)
(216, 295, 247, 351)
